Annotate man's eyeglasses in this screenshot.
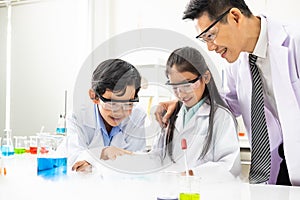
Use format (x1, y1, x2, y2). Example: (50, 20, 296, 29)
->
(98, 95, 139, 111)
(196, 8, 231, 43)
(166, 75, 202, 94)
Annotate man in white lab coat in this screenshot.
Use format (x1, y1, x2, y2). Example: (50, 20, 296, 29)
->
(156, 0, 300, 186)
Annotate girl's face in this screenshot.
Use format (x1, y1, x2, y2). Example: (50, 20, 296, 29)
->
(94, 85, 136, 127)
(168, 65, 207, 108)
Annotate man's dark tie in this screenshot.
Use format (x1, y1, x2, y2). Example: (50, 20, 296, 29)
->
(248, 54, 271, 184)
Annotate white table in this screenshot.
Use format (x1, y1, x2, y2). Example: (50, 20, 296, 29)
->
(1, 154, 300, 200)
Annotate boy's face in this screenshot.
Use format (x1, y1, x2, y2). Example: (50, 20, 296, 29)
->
(94, 85, 137, 127)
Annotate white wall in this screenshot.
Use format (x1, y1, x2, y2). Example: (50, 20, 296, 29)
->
(0, 0, 90, 136)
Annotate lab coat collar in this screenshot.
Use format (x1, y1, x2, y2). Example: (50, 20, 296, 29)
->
(253, 15, 268, 59)
(263, 14, 287, 47)
(175, 101, 210, 133)
(82, 103, 98, 129)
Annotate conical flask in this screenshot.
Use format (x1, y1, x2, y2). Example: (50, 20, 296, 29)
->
(1, 129, 14, 156)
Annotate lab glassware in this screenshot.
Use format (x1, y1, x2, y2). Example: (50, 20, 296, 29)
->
(1, 130, 14, 157)
(29, 135, 38, 154)
(24, 139, 30, 153)
(156, 171, 180, 200)
(178, 176, 201, 200)
(179, 138, 200, 200)
(179, 193, 200, 200)
(14, 136, 27, 154)
(56, 114, 66, 135)
(37, 133, 67, 180)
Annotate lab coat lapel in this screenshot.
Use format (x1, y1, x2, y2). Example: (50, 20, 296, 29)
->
(110, 131, 127, 148)
(172, 106, 197, 148)
(89, 128, 104, 148)
(82, 103, 97, 129)
(174, 107, 184, 134)
(268, 17, 300, 185)
(175, 102, 210, 134)
(82, 103, 106, 148)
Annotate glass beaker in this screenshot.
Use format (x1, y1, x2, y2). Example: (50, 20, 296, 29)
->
(1, 130, 14, 157)
(14, 136, 27, 154)
(178, 176, 201, 200)
(156, 171, 180, 200)
(37, 133, 67, 180)
(24, 139, 30, 153)
(29, 136, 38, 154)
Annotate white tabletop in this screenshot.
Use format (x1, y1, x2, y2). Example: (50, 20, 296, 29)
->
(1, 154, 300, 200)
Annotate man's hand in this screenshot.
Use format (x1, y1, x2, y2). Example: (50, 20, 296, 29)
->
(101, 146, 132, 160)
(154, 99, 178, 128)
(72, 160, 92, 173)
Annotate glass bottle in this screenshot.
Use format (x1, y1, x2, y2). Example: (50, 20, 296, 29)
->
(56, 114, 66, 135)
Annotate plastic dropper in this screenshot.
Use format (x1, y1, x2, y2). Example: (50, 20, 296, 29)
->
(181, 137, 194, 196)
(181, 138, 189, 177)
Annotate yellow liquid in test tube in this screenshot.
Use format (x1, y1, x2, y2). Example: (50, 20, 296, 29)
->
(179, 193, 200, 200)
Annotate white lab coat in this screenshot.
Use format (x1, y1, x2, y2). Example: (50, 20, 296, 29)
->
(152, 102, 241, 178)
(223, 15, 300, 185)
(62, 103, 147, 167)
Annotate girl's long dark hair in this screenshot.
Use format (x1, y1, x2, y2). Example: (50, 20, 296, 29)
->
(165, 101, 183, 163)
(165, 46, 229, 161)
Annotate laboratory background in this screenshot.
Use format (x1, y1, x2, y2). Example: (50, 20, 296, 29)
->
(0, 0, 300, 199)
(0, 0, 299, 173)
(1, 0, 299, 138)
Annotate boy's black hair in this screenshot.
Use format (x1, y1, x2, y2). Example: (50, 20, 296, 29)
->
(91, 59, 141, 99)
